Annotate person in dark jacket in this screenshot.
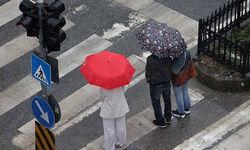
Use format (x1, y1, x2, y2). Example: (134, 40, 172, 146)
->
(145, 54, 173, 128)
(172, 50, 192, 118)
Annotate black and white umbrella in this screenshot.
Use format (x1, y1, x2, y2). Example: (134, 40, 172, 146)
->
(136, 22, 187, 58)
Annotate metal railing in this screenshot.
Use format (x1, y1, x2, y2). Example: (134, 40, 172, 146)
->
(198, 0, 250, 75)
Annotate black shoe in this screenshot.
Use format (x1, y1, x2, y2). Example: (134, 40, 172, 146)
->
(164, 115, 173, 124)
(184, 109, 190, 115)
(153, 120, 167, 128)
(172, 110, 185, 118)
(165, 118, 172, 124)
(115, 144, 126, 149)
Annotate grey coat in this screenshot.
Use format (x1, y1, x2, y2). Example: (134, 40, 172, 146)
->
(100, 87, 129, 119)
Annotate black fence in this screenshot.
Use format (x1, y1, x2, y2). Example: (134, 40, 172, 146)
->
(198, 0, 250, 75)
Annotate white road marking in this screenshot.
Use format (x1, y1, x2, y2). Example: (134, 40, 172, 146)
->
(211, 122, 250, 150)
(114, 0, 198, 42)
(0, 34, 112, 117)
(0, 0, 21, 27)
(102, 12, 147, 40)
(80, 86, 205, 150)
(13, 54, 146, 149)
(173, 100, 250, 150)
(0, 19, 75, 68)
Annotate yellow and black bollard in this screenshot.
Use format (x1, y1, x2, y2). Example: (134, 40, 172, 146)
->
(35, 121, 55, 150)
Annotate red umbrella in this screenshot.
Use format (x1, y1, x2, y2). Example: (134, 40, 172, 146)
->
(80, 50, 135, 90)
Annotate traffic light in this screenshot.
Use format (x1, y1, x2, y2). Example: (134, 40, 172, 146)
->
(43, 0, 66, 53)
(17, 0, 39, 37)
(17, 0, 66, 53)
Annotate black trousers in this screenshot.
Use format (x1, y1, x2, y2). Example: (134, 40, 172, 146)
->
(149, 83, 172, 123)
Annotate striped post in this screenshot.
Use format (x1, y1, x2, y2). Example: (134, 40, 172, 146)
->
(35, 121, 55, 150)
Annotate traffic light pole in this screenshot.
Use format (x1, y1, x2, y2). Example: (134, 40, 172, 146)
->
(37, 0, 48, 100)
(18, 1, 62, 149)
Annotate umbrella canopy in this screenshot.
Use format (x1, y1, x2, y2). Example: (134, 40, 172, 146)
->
(80, 50, 135, 90)
(136, 22, 187, 58)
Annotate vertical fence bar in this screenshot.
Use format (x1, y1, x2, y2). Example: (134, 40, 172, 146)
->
(218, 7, 222, 32)
(202, 19, 206, 53)
(237, 0, 241, 26)
(197, 19, 203, 55)
(229, 36, 232, 64)
(234, 44, 237, 66)
(208, 15, 212, 53)
(247, 42, 250, 70)
(214, 10, 217, 32)
(218, 7, 222, 56)
(226, 1, 230, 27)
(239, 46, 243, 70)
(230, 1, 234, 24)
(245, 0, 248, 15)
(242, 44, 247, 74)
(234, 0, 238, 22)
(241, 0, 244, 15)
(212, 11, 217, 55)
(242, 0, 245, 15)
(222, 4, 226, 29)
(219, 37, 222, 60)
(223, 35, 227, 61)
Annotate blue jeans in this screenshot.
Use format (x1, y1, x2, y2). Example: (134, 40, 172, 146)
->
(150, 83, 171, 123)
(173, 82, 191, 114)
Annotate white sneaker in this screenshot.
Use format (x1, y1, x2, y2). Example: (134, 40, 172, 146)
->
(184, 109, 190, 115)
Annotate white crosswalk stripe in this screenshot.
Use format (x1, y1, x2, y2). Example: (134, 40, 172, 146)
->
(1, 0, 249, 150)
(173, 100, 250, 150)
(114, 0, 198, 44)
(0, 34, 112, 117)
(80, 87, 205, 150)
(0, 0, 22, 27)
(13, 54, 147, 149)
(0, 18, 75, 68)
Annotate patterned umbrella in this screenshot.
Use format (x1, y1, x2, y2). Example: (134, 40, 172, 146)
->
(136, 22, 187, 58)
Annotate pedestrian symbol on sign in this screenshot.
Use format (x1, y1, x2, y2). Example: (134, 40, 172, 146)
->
(31, 54, 51, 88)
(34, 65, 48, 84)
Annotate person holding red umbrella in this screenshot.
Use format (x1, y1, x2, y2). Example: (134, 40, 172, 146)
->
(80, 50, 135, 150)
(99, 87, 129, 150)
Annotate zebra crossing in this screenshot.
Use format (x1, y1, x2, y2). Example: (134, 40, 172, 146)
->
(0, 0, 250, 150)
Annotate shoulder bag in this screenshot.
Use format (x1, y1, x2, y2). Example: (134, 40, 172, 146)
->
(172, 60, 197, 86)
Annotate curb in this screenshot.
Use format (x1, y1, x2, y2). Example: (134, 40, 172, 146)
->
(195, 63, 250, 92)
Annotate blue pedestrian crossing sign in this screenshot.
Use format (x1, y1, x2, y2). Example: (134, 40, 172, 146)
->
(32, 54, 51, 88)
(32, 96, 55, 129)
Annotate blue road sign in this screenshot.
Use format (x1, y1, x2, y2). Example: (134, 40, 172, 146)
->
(32, 96, 55, 129)
(31, 54, 51, 88)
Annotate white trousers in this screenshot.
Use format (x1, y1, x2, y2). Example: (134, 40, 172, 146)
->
(102, 116, 127, 150)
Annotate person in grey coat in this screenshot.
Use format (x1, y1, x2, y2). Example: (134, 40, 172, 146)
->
(172, 50, 192, 118)
(100, 86, 129, 150)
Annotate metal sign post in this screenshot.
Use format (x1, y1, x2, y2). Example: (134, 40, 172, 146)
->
(17, 0, 65, 149)
(37, 0, 48, 100)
